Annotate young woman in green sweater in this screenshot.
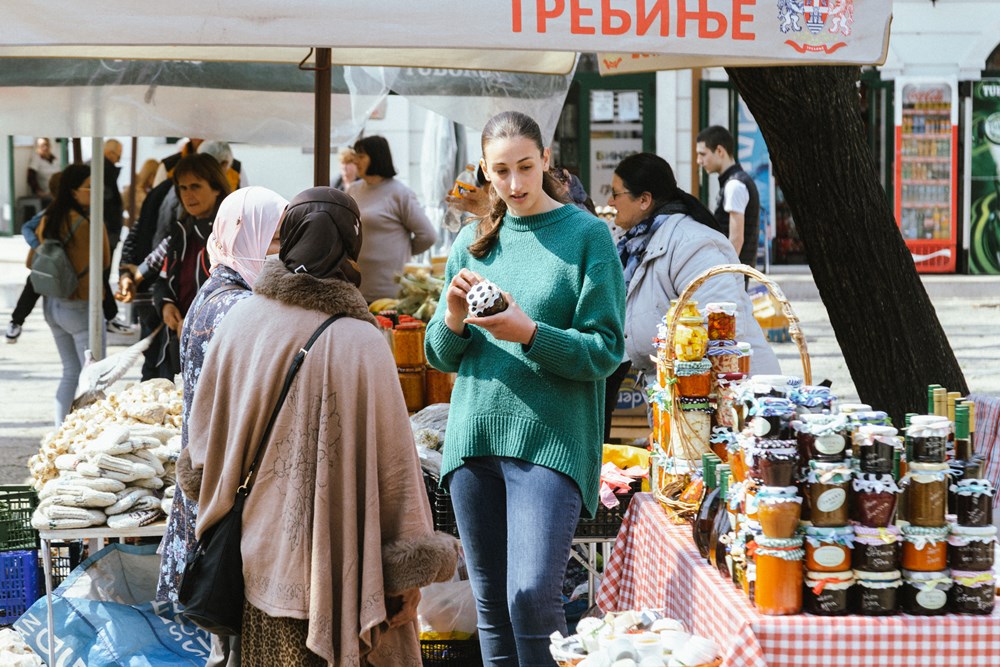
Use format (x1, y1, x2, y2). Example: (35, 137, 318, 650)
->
(425, 111, 626, 666)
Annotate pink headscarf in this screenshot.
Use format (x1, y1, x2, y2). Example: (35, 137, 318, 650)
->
(206, 186, 288, 286)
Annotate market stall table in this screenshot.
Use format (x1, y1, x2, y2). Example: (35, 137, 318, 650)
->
(37, 522, 167, 667)
(596, 493, 1000, 667)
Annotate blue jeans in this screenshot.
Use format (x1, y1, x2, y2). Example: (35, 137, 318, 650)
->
(43, 297, 90, 425)
(449, 457, 582, 666)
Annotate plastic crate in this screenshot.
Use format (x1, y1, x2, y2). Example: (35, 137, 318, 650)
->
(420, 639, 483, 666)
(423, 472, 459, 538)
(0, 550, 41, 623)
(0, 486, 39, 552)
(46, 542, 84, 589)
(574, 479, 642, 539)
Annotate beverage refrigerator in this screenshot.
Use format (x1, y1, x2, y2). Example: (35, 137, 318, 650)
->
(894, 76, 959, 273)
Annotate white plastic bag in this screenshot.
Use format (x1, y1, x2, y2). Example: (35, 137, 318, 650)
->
(418, 580, 478, 640)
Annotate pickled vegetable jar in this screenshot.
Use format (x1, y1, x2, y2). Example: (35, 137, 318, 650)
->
(948, 525, 997, 571)
(756, 486, 802, 539)
(673, 359, 712, 398)
(949, 570, 996, 614)
(804, 525, 854, 572)
(853, 569, 901, 616)
(852, 473, 900, 527)
(951, 479, 994, 527)
(707, 340, 740, 378)
(807, 461, 852, 527)
(852, 525, 900, 572)
(754, 536, 805, 615)
(674, 315, 708, 361)
(899, 569, 951, 615)
(900, 525, 949, 571)
(804, 569, 853, 616)
(706, 301, 737, 340)
(904, 462, 950, 527)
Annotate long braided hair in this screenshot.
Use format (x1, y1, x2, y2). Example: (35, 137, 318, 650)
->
(469, 111, 566, 259)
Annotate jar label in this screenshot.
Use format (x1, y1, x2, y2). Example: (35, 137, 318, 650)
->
(816, 488, 847, 513)
(815, 434, 845, 455)
(753, 418, 771, 437)
(813, 545, 846, 568)
(916, 588, 947, 610)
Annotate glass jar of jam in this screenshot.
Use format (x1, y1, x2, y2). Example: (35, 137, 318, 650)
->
(392, 321, 426, 366)
(906, 415, 950, 463)
(948, 525, 997, 571)
(397, 366, 426, 412)
(855, 425, 900, 475)
(706, 301, 737, 340)
(904, 462, 950, 527)
(901, 525, 949, 571)
(789, 385, 836, 415)
(949, 570, 996, 614)
(853, 569, 901, 616)
(736, 342, 752, 375)
(804, 569, 854, 616)
(674, 359, 712, 398)
(756, 486, 802, 539)
(845, 411, 891, 459)
(748, 397, 797, 440)
(899, 569, 952, 616)
(749, 375, 803, 399)
(674, 315, 708, 361)
(951, 479, 995, 527)
(707, 341, 741, 378)
(807, 461, 852, 527)
(804, 525, 854, 572)
(852, 524, 900, 572)
(758, 447, 799, 487)
(753, 535, 804, 615)
(793, 414, 849, 463)
(744, 438, 796, 483)
(851, 473, 900, 527)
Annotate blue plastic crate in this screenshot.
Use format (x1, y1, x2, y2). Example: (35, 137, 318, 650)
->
(0, 550, 40, 623)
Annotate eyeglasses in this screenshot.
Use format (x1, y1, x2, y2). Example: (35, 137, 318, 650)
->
(609, 190, 632, 200)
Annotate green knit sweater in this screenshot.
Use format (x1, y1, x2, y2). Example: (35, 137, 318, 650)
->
(425, 204, 626, 517)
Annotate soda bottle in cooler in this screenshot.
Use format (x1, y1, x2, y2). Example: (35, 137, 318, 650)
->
(443, 164, 479, 232)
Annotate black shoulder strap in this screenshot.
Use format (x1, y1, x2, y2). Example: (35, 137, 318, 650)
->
(237, 313, 346, 497)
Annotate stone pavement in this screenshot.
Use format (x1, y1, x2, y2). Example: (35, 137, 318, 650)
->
(1, 235, 999, 485)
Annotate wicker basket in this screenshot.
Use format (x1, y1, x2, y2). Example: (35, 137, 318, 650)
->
(653, 264, 812, 514)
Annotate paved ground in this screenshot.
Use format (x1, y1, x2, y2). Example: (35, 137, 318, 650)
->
(1, 236, 999, 485)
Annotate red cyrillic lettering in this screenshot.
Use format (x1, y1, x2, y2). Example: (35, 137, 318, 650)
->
(637, 0, 670, 37)
(537, 0, 565, 33)
(512, 0, 523, 32)
(676, 0, 727, 39)
(570, 0, 596, 34)
(601, 0, 631, 34)
(732, 0, 756, 40)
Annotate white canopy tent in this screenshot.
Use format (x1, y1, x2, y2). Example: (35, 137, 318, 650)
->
(0, 0, 893, 362)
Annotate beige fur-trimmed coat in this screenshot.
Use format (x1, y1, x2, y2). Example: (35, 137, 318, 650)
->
(179, 260, 457, 666)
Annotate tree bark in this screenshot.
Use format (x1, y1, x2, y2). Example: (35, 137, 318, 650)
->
(727, 66, 967, 423)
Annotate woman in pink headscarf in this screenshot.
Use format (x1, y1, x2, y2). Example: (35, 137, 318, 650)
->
(157, 186, 288, 662)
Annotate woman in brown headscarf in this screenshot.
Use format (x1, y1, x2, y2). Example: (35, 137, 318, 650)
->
(179, 187, 458, 666)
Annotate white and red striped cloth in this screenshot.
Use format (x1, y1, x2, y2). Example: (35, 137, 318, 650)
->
(971, 394, 1000, 509)
(596, 493, 1000, 667)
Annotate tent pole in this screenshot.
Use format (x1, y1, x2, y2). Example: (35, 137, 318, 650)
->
(89, 137, 105, 361)
(314, 47, 332, 187)
(127, 137, 138, 222)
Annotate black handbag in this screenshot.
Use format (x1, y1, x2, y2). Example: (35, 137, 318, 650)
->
(178, 313, 344, 635)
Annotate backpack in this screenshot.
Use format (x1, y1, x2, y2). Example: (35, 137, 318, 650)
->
(29, 215, 87, 298)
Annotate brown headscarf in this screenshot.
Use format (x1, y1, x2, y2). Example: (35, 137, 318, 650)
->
(279, 187, 363, 286)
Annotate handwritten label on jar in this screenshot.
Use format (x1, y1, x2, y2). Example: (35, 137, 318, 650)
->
(916, 588, 947, 610)
(753, 418, 771, 437)
(813, 546, 846, 568)
(954, 590, 992, 612)
(866, 551, 896, 571)
(815, 434, 845, 455)
(816, 488, 847, 513)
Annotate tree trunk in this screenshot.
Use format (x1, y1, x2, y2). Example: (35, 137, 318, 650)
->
(727, 66, 967, 423)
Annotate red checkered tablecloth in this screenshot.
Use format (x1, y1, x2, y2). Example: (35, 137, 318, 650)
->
(596, 492, 1000, 667)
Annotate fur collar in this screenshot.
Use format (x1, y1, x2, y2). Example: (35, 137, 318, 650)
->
(254, 259, 377, 326)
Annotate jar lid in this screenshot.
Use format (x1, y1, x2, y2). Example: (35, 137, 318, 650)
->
(907, 416, 951, 437)
(857, 424, 899, 438)
(848, 411, 890, 424)
(394, 321, 426, 330)
(852, 473, 901, 494)
(678, 315, 705, 325)
(756, 535, 804, 548)
(753, 375, 804, 387)
(949, 525, 998, 537)
(752, 396, 796, 417)
(706, 346, 741, 357)
(805, 525, 855, 537)
(901, 524, 950, 538)
(758, 448, 798, 461)
(804, 525, 855, 548)
(673, 360, 712, 376)
(789, 385, 836, 408)
(951, 570, 996, 588)
(805, 571, 855, 591)
(838, 403, 873, 414)
(707, 339, 737, 348)
(793, 414, 848, 436)
(906, 462, 950, 472)
(901, 570, 953, 589)
(853, 524, 901, 541)
(736, 342, 752, 353)
(806, 569, 854, 583)
(706, 302, 737, 314)
(756, 485, 799, 498)
(950, 479, 994, 496)
(853, 569, 902, 582)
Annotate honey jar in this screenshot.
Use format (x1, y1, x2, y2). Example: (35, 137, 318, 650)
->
(397, 366, 426, 412)
(753, 535, 805, 615)
(392, 322, 426, 367)
(756, 486, 802, 539)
